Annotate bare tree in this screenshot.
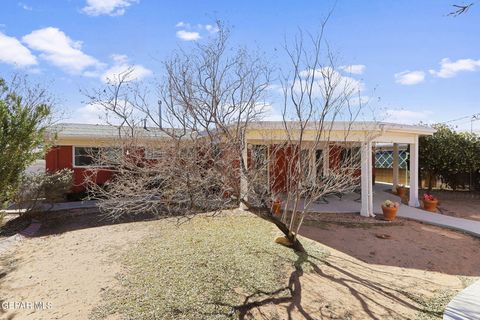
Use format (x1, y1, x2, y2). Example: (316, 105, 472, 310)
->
(84, 21, 369, 252)
(84, 22, 272, 219)
(259, 20, 367, 247)
(448, 3, 474, 16)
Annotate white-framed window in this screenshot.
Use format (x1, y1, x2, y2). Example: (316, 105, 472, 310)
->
(340, 146, 361, 168)
(315, 149, 324, 179)
(73, 147, 120, 167)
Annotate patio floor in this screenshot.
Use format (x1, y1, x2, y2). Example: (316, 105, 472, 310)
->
(299, 182, 480, 238)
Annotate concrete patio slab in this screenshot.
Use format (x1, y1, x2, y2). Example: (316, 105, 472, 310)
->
(295, 182, 480, 238)
(375, 183, 480, 238)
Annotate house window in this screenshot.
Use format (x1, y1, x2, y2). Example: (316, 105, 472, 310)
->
(252, 145, 268, 170)
(300, 149, 311, 181)
(315, 149, 324, 178)
(73, 147, 120, 167)
(340, 147, 361, 168)
(145, 148, 165, 160)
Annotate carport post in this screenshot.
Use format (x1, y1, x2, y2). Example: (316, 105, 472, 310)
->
(361, 140, 373, 217)
(408, 136, 420, 207)
(392, 143, 399, 192)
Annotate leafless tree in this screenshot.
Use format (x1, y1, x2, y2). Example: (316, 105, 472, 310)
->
(262, 19, 367, 247)
(84, 21, 370, 251)
(83, 22, 272, 219)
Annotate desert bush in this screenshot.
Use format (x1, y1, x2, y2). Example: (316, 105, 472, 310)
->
(15, 169, 73, 214)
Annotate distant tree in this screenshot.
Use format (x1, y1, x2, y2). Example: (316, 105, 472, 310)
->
(0, 76, 53, 207)
(420, 124, 480, 191)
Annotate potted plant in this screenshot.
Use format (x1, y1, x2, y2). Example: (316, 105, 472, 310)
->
(396, 184, 407, 197)
(422, 193, 438, 212)
(271, 199, 282, 216)
(381, 200, 400, 221)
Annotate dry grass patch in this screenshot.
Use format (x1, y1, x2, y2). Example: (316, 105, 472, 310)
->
(92, 213, 327, 320)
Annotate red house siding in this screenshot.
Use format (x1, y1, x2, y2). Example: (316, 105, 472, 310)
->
(269, 145, 301, 194)
(45, 146, 113, 193)
(268, 144, 369, 194)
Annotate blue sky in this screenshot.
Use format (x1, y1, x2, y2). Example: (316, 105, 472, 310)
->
(0, 0, 479, 131)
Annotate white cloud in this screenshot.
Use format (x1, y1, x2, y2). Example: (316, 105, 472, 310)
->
(429, 58, 480, 78)
(101, 54, 152, 83)
(18, 2, 33, 11)
(22, 27, 103, 75)
(82, 0, 138, 16)
(69, 101, 146, 124)
(256, 102, 283, 121)
(0, 32, 37, 67)
(298, 67, 365, 95)
(394, 70, 425, 85)
(69, 103, 107, 124)
(204, 24, 219, 34)
(385, 109, 432, 124)
(174, 22, 218, 41)
(176, 30, 201, 41)
(175, 21, 189, 28)
(340, 64, 366, 75)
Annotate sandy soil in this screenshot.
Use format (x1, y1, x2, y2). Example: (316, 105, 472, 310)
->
(0, 216, 158, 320)
(0, 213, 477, 320)
(251, 246, 465, 320)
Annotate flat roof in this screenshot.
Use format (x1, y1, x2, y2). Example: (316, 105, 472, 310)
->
(48, 123, 186, 140)
(247, 121, 436, 135)
(49, 121, 435, 141)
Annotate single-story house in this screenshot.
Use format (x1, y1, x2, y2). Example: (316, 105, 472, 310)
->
(46, 121, 435, 217)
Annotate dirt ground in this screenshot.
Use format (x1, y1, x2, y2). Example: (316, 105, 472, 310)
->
(301, 215, 480, 276)
(438, 199, 480, 221)
(0, 216, 159, 320)
(0, 212, 477, 320)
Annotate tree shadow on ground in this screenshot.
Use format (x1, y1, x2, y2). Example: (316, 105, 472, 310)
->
(230, 250, 448, 320)
(299, 221, 480, 277)
(1, 210, 187, 238)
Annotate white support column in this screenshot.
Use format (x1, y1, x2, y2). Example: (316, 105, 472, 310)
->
(392, 143, 399, 192)
(323, 144, 329, 177)
(361, 140, 373, 217)
(239, 136, 249, 210)
(408, 136, 420, 207)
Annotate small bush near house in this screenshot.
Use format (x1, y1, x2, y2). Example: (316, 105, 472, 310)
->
(14, 169, 74, 214)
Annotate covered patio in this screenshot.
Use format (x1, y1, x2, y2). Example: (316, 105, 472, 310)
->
(242, 121, 436, 217)
(289, 182, 480, 237)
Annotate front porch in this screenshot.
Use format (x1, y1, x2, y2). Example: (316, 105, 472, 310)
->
(243, 121, 436, 217)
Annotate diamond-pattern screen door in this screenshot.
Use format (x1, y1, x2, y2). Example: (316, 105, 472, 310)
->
(375, 150, 408, 169)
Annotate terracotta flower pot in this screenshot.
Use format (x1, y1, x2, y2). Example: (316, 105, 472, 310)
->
(382, 206, 398, 221)
(271, 200, 282, 215)
(396, 187, 406, 198)
(423, 199, 438, 212)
